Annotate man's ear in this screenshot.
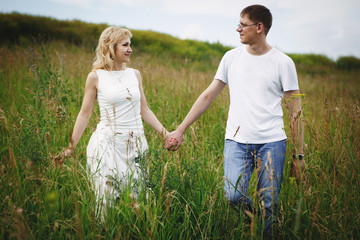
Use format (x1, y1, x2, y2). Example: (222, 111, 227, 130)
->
(257, 22, 264, 34)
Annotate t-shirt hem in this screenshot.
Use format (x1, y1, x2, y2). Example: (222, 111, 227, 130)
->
(224, 136, 287, 144)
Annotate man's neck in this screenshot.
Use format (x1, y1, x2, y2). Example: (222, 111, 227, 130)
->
(246, 41, 272, 56)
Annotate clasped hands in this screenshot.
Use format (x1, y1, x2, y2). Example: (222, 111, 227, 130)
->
(164, 129, 184, 151)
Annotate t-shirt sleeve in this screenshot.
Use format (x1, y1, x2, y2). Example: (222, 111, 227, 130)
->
(214, 53, 229, 84)
(280, 57, 299, 91)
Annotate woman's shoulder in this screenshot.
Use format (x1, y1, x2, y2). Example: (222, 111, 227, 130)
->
(86, 71, 99, 87)
(88, 70, 98, 80)
(127, 67, 140, 74)
(128, 68, 141, 79)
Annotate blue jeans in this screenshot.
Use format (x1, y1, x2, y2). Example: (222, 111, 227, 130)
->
(223, 139, 286, 234)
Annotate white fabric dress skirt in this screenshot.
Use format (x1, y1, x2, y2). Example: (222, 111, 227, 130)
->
(86, 68, 148, 208)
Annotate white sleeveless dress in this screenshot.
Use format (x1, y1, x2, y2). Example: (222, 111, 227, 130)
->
(86, 68, 148, 207)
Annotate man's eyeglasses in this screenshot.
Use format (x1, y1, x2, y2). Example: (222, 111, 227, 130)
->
(237, 22, 259, 30)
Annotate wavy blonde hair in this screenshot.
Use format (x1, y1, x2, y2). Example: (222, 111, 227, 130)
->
(92, 26, 132, 71)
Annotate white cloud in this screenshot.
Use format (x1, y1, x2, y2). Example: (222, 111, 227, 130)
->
(160, 0, 273, 17)
(108, 0, 156, 7)
(179, 23, 204, 40)
(49, 0, 94, 6)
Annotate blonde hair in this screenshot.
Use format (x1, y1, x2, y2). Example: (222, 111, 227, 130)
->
(92, 26, 132, 71)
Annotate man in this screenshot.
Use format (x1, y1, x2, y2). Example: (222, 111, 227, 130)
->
(165, 4, 305, 236)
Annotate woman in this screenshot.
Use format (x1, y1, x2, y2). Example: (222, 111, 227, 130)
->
(54, 26, 168, 212)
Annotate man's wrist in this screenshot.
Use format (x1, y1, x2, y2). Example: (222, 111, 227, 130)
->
(292, 153, 304, 160)
(177, 125, 187, 136)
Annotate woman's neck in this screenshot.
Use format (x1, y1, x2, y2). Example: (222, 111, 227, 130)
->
(111, 62, 126, 71)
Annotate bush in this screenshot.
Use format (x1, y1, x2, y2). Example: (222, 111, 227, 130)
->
(0, 13, 230, 70)
(336, 56, 360, 71)
(0, 12, 106, 47)
(288, 53, 335, 68)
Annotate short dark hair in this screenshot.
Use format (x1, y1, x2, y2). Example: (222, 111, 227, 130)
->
(241, 5, 272, 35)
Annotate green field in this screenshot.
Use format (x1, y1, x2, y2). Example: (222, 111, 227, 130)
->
(1, 14, 360, 239)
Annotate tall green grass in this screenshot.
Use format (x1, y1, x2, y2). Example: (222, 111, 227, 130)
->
(1, 34, 360, 239)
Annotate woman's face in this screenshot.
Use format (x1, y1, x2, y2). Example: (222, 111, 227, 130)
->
(114, 37, 132, 63)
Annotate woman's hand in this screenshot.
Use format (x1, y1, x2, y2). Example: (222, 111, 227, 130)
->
(165, 130, 184, 151)
(52, 148, 73, 168)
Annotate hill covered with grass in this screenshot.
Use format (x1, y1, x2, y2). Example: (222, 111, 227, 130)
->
(1, 12, 360, 72)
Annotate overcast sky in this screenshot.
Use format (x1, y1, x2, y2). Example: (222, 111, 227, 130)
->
(1, 0, 360, 60)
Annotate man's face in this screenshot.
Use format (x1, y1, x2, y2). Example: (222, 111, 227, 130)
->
(236, 14, 259, 44)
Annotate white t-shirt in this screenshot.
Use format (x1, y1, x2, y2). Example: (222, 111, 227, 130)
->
(215, 45, 299, 144)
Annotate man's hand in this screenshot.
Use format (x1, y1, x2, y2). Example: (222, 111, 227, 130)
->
(164, 130, 184, 151)
(290, 155, 306, 182)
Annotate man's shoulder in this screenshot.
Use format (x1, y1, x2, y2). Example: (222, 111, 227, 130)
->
(270, 47, 294, 63)
(226, 46, 244, 55)
(222, 46, 246, 61)
(268, 48, 297, 74)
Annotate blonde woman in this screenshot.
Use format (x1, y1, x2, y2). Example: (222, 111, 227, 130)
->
(54, 27, 168, 211)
